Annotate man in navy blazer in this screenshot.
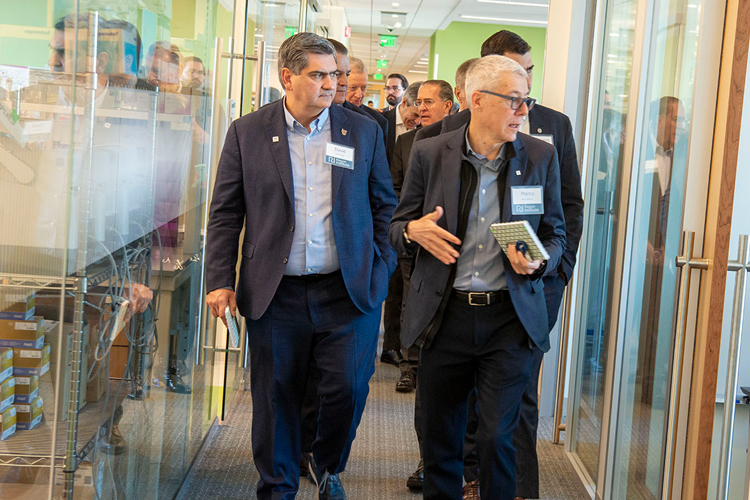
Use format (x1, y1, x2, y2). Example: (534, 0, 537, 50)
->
(205, 33, 397, 500)
(389, 56, 565, 500)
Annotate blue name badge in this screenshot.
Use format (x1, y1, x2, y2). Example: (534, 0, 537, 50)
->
(511, 186, 544, 215)
(324, 142, 355, 170)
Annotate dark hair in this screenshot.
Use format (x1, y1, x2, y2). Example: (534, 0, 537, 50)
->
(148, 41, 182, 67)
(480, 30, 531, 57)
(278, 32, 336, 82)
(421, 79, 453, 103)
(106, 20, 143, 75)
(326, 38, 348, 56)
(184, 56, 204, 66)
(386, 73, 408, 89)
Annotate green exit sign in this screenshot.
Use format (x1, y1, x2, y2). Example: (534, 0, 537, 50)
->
(376, 59, 388, 68)
(285, 26, 298, 38)
(373, 73, 384, 81)
(380, 35, 397, 47)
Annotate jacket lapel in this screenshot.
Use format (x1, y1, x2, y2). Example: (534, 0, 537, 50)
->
(329, 105, 350, 207)
(266, 101, 294, 203)
(441, 127, 466, 234)
(504, 136, 528, 221)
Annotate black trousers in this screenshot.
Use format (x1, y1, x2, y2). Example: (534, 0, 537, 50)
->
(247, 272, 380, 500)
(383, 259, 405, 352)
(463, 275, 567, 498)
(397, 258, 421, 378)
(420, 292, 534, 500)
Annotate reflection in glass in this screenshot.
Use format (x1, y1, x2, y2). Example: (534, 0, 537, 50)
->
(0, 0, 238, 497)
(570, 0, 637, 485)
(611, 0, 699, 498)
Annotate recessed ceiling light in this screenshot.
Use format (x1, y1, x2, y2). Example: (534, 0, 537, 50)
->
(392, 2, 400, 6)
(392, 14, 398, 18)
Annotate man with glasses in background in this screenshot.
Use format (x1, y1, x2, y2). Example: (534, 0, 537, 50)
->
(382, 73, 408, 111)
(389, 55, 565, 500)
(346, 57, 389, 147)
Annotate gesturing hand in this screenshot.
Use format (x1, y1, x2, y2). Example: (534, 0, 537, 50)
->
(406, 206, 462, 265)
(507, 244, 542, 275)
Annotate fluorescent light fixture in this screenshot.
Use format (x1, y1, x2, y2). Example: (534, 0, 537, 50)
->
(460, 15, 547, 25)
(392, 2, 400, 6)
(411, 70, 428, 74)
(392, 14, 398, 17)
(477, 0, 548, 7)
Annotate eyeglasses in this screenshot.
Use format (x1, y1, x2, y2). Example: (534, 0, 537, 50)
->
(478, 90, 536, 111)
(384, 86, 404, 93)
(413, 98, 438, 108)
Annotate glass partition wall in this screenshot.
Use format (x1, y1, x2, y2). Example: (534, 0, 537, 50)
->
(0, 0, 270, 497)
(567, 0, 728, 498)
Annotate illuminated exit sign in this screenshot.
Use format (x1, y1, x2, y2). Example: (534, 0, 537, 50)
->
(376, 59, 388, 68)
(380, 35, 397, 47)
(285, 26, 298, 38)
(373, 73, 384, 81)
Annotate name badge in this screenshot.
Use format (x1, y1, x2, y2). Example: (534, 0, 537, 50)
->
(532, 134, 554, 146)
(324, 142, 355, 170)
(511, 186, 544, 215)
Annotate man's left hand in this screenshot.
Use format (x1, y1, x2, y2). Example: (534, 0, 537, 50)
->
(507, 245, 542, 275)
(124, 283, 154, 321)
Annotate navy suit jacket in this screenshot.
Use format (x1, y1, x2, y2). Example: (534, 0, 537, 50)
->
(382, 106, 398, 163)
(415, 105, 583, 283)
(388, 125, 566, 351)
(206, 99, 398, 320)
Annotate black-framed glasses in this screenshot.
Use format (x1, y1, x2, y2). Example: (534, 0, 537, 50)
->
(478, 90, 536, 111)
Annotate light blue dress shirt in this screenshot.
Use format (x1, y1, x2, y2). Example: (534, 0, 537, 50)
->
(282, 100, 340, 275)
(453, 131, 513, 291)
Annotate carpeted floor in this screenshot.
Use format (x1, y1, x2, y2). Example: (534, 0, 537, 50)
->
(181, 357, 591, 499)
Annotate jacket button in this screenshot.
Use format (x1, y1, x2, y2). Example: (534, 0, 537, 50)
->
(283, 258, 288, 264)
(436, 290, 442, 297)
(290, 225, 295, 232)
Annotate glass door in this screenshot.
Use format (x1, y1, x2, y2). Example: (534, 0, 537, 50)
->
(567, 0, 727, 498)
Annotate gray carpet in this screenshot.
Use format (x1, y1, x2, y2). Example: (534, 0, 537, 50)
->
(181, 359, 590, 499)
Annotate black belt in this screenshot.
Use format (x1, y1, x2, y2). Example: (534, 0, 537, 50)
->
(283, 270, 341, 283)
(451, 289, 510, 306)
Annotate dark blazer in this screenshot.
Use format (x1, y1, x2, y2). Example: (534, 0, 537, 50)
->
(418, 105, 583, 283)
(352, 102, 389, 149)
(206, 100, 398, 319)
(389, 128, 418, 198)
(388, 125, 566, 351)
(383, 106, 398, 163)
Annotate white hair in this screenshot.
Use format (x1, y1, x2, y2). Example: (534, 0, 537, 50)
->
(465, 55, 528, 110)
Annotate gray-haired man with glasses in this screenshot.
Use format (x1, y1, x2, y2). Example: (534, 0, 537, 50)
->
(389, 55, 566, 500)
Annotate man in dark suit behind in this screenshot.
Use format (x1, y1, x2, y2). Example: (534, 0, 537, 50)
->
(345, 57, 388, 148)
(383, 82, 422, 165)
(389, 55, 566, 500)
(205, 33, 397, 500)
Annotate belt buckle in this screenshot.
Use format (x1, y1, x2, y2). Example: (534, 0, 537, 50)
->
(468, 292, 489, 306)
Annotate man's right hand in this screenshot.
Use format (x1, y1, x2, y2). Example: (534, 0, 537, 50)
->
(406, 206, 462, 265)
(206, 289, 237, 327)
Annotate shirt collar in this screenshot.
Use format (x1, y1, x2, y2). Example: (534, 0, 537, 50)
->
(463, 127, 515, 171)
(283, 96, 330, 133)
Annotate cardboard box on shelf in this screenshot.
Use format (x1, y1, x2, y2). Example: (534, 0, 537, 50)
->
(0, 406, 16, 440)
(0, 377, 15, 411)
(12, 344, 50, 376)
(0, 348, 12, 383)
(0, 317, 45, 349)
(86, 366, 108, 403)
(0, 293, 35, 321)
(109, 345, 129, 379)
(16, 396, 43, 430)
(14, 375, 39, 403)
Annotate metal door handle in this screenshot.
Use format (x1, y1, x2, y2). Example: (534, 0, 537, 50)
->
(255, 40, 267, 109)
(716, 234, 750, 500)
(662, 231, 710, 499)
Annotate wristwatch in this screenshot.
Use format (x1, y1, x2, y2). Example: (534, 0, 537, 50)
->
(402, 225, 412, 244)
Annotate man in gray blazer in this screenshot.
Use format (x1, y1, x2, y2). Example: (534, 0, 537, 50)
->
(389, 56, 565, 500)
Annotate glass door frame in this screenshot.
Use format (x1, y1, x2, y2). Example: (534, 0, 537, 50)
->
(565, 0, 728, 499)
